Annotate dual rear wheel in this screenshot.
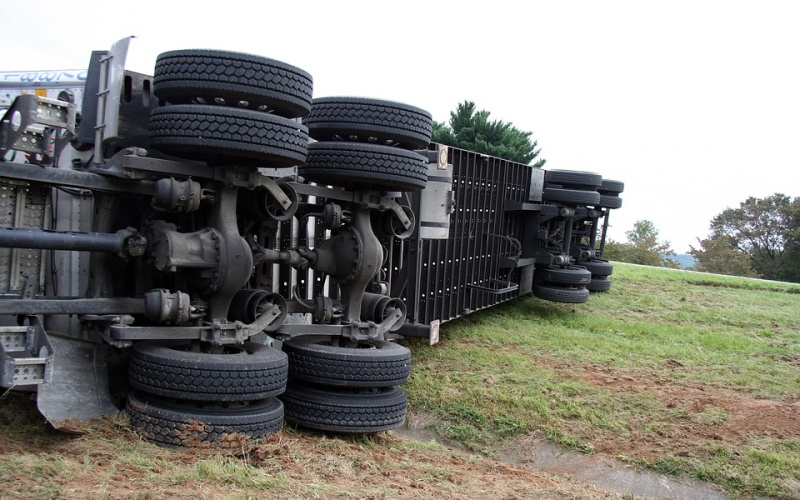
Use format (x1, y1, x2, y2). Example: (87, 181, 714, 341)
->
(280, 336, 412, 433)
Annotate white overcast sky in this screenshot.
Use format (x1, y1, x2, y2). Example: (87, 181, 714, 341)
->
(2, 0, 798, 253)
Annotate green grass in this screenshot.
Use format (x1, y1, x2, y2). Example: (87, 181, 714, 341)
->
(1, 263, 798, 498)
(405, 263, 800, 497)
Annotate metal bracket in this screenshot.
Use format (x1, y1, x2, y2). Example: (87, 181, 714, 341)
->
(0, 95, 70, 157)
(0, 317, 53, 388)
(466, 279, 519, 294)
(277, 304, 404, 341)
(93, 149, 214, 180)
(108, 303, 283, 345)
(293, 183, 412, 229)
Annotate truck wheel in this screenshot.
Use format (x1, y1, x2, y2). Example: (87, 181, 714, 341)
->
(129, 340, 288, 401)
(597, 194, 623, 209)
(533, 283, 590, 304)
(281, 384, 407, 433)
(599, 179, 625, 195)
(153, 49, 313, 118)
(303, 97, 433, 149)
(283, 336, 411, 388)
(577, 259, 613, 277)
(542, 188, 601, 206)
(127, 391, 283, 447)
(535, 266, 592, 286)
(544, 170, 602, 189)
(587, 276, 612, 292)
(148, 105, 309, 167)
(300, 142, 428, 191)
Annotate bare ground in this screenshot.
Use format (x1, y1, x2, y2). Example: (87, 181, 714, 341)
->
(537, 356, 800, 461)
(0, 392, 615, 499)
(1, 357, 798, 498)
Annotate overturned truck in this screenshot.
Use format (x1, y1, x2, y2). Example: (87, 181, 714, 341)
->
(0, 38, 623, 446)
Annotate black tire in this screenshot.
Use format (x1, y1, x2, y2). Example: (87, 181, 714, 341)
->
(587, 276, 612, 292)
(597, 194, 623, 209)
(577, 259, 613, 277)
(542, 188, 601, 206)
(535, 266, 592, 286)
(148, 105, 309, 167)
(129, 340, 288, 401)
(300, 142, 428, 191)
(281, 384, 407, 433)
(533, 283, 590, 304)
(153, 49, 313, 118)
(599, 179, 625, 195)
(127, 391, 283, 448)
(544, 170, 602, 189)
(283, 336, 411, 388)
(303, 97, 433, 149)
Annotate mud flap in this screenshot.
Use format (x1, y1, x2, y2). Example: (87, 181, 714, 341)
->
(37, 334, 119, 430)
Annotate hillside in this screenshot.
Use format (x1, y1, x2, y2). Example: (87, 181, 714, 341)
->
(1, 263, 799, 498)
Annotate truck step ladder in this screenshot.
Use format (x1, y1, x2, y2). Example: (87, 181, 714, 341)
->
(0, 320, 53, 388)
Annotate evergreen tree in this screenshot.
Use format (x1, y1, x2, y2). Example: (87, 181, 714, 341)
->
(432, 101, 545, 166)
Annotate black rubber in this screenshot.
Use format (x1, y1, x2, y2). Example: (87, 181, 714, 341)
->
(127, 391, 284, 448)
(577, 259, 613, 277)
(535, 266, 592, 286)
(599, 179, 625, 195)
(129, 340, 288, 401)
(153, 49, 313, 118)
(587, 276, 612, 292)
(281, 384, 407, 433)
(544, 170, 602, 189)
(283, 336, 411, 388)
(542, 188, 601, 206)
(303, 97, 433, 149)
(597, 194, 623, 209)
(532, 283, 590, 304)
(148, 105, 309, 167)
(300, 142, 428, 191)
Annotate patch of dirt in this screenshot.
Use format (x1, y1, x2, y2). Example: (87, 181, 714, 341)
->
(535, 356, 800, 460)
(3, 353, 797, 499)
(0, 393, 618, 499)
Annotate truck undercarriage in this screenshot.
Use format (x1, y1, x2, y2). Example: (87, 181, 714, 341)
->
(0, 38, 623, 446)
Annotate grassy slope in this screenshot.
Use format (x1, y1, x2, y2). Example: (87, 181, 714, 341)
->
(406, 263, 800, 498)
(1, 263, 798, 498)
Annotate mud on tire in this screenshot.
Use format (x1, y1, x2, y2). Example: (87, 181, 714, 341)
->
(127, 391, 284, 448)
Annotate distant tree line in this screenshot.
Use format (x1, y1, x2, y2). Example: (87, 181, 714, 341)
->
(603, 220, 680, 268)
(689, 194, 800, 283)
(604, 194, 800, 284)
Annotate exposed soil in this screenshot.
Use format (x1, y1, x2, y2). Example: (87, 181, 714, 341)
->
(0, 392, 615, 499)
(535, 356, 800, 461)
(2, 355, 798, 498)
